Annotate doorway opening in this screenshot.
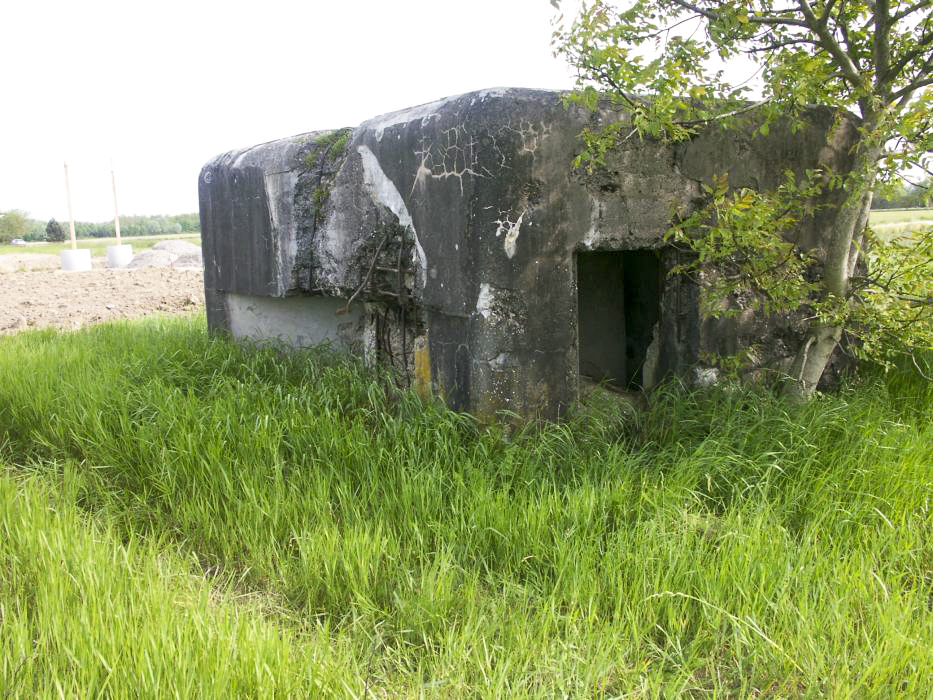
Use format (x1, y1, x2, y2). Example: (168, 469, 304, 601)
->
(576, 250, 662, 389)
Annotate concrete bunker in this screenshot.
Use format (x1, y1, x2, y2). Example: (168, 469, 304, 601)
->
(199, 88, 856, 420)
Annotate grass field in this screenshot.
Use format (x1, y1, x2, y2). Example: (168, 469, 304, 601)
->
(869, 208, 933, 238)
(0, 234, 200, 257)
(0, 316, 931, 697)
(869, 207, 933, 225)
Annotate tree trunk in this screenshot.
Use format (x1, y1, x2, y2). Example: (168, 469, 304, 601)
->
(781, 130, 882, 402)
(783, 322, 843, 402)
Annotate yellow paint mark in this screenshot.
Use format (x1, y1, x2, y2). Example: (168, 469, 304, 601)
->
(413, 335, 432, 399)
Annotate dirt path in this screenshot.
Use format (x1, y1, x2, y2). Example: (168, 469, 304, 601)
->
(2, 265, 204, 334)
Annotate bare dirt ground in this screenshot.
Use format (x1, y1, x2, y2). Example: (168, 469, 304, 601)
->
(0, 253, 148, 273)
(2, 259, 204, 334)
(1, 254, 78, 273)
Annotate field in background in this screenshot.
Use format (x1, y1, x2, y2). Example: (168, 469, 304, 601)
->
(0, 233, 200, 257)
(869, 207, 933, 225)
(0, 316, 930, 696)
(869, 207, 933, 238)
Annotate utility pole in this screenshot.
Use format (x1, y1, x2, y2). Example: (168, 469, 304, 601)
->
(64, 162, 77, 250)
(111, 161, 122, 244)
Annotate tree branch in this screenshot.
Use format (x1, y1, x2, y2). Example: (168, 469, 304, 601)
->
(676, 99, 773, 126)
(635, 13, 705, 40)
(891, 62, 933, 101)
(836, 3, 865, 74)
(883, 30, 933, 83)
(796, 0, 867, 89)
(747, 37, 819, 52)
(586, 63, 641, 111)
(669, 0, 810, 26)
(901, 174, 930, 189)
(891, 0, 933, 23)
(906, 160, 933, 179)
(666, 0, 721, 22)
(875, 0, 893, 96)
(819, 0, 839, 26)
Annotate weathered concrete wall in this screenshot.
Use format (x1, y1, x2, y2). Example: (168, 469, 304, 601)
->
(225, 294, 363, 350)
(199, 88, 855, 420)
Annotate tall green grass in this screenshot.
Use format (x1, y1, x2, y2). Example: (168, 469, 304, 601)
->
(1, 315, 931, 696)
(0, 467, 360, 697)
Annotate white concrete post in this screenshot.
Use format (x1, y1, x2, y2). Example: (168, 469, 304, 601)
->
(106, 161, 133, 268)
(61, 161, 91, 271)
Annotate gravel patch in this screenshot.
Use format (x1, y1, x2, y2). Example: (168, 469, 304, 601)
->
(153, 240, 202, 256)
(126, 249, 178, 269)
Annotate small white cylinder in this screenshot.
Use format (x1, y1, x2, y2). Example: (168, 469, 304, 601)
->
(106, 244, 133, 268)
(61, 249, 92, 272)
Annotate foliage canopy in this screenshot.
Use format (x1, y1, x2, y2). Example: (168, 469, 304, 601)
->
(0, 210, 31, 243)
(554, 0, 933, 394)
(45, 218, 66, 242)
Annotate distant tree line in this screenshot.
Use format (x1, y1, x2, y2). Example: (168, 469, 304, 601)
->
(872, 178, 931, 210)
(0, 211, 200, 243)
(65, 213, 201, 239)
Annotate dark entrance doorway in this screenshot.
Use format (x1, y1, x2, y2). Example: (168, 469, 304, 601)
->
(576, 250, 662, 389)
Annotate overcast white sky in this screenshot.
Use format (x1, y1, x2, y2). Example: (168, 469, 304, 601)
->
(1, 0, 581, 222)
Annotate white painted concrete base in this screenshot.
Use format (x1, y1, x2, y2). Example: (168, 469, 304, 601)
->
(60, 249, 92, 272)
(106, 244, 134, 268)
(225, 293, 363, 349)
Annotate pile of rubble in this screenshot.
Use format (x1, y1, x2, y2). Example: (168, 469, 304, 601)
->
(127, 240, 203, 269)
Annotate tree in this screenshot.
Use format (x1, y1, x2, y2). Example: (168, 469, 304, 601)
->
(875, 176, 931, 208)
(0, 210, 31, 244)
(554, 0, 932, 399)
(45, 218, 66, 242)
